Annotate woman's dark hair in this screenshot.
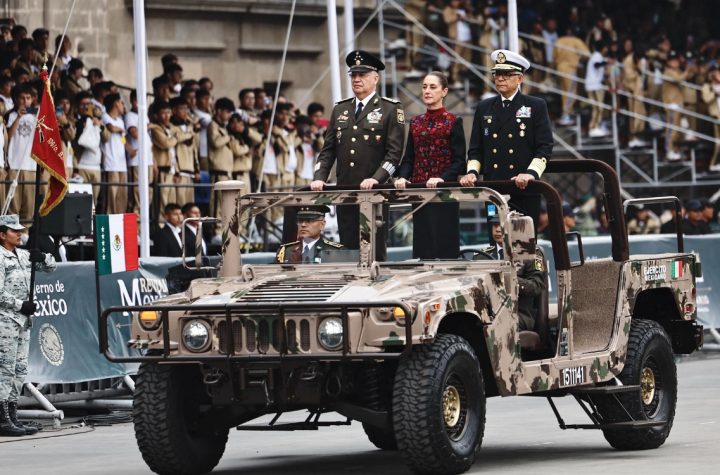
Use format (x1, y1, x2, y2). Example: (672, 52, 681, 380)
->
(425, 71, 449, 90)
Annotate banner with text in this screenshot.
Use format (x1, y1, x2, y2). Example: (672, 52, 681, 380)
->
(27, 257, 180, 384)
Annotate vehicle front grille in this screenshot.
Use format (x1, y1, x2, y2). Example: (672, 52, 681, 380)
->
(217, 316, 313, 354)
(237, 279, 347, 302)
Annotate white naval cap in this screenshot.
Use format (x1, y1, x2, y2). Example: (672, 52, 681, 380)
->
(490, 49, 531, 73)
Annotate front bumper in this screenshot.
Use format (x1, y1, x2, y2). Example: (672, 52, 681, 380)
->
(99, 301, 415, 363)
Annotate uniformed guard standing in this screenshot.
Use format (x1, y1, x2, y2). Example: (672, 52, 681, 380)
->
(460, 49, 554, 226)
(310, 50, 405, 249)
(275, 206, 344, 263)
(0, 215, 56, 437)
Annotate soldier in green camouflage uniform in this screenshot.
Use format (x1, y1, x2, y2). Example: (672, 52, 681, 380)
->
(0, 215, 56, 436)
(485, 215, 546, 331)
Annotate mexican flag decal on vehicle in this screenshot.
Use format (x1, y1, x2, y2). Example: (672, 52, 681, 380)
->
(671, 260, 683, 279)
(96, 213, 139, 275)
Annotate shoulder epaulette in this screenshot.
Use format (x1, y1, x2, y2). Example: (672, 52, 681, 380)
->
(281, 240, 300, 247)
(336, 97, 354, 104)
(381, 96, 400, 104)
(323, 239, 344, 248)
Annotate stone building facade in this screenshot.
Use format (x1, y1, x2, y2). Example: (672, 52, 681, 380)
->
(3, 0, 387, 110)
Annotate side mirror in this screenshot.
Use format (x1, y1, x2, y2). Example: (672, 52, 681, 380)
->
(181, 217, 219, 271)
(566, 231, 585, 268)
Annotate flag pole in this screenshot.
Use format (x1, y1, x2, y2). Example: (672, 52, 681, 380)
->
(27, 61, 51, 304)
(29, 0, 78, 304)
(133, 0, 151, 258)
(27, 150, 44, 305)
(93, 213, 102, 350)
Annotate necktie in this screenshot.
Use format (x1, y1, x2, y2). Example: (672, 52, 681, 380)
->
(502, 100, 510, 109)
(355, 101, 364, 119)
(498, 247, 504, 259)
(302, 244, 311, 263)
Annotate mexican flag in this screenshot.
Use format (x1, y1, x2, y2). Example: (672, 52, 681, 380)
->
(96, 214, 139, 275)
(671, 260, 684, 279)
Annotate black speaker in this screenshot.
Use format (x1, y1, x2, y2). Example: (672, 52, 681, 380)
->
(39, 193, 93, 236)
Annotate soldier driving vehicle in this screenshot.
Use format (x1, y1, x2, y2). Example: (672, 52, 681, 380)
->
(101, 159, 703, 475)
(275, 205, 343, 264)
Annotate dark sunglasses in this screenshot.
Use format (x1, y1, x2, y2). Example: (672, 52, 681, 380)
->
(492, 71, 522, 78)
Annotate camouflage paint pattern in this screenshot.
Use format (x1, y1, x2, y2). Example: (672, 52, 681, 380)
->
(128, 187, 699, 397)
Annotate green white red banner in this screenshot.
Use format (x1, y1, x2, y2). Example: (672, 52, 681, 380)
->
(96, 214, 139, 275)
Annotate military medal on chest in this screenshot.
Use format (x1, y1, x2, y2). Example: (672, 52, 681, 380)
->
(367, 109, 383, 124)
(519, 122, 526, 137)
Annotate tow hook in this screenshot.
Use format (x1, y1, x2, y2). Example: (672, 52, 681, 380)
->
(203, 368, 225, 385)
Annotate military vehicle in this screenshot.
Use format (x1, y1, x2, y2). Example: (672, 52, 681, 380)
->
(101, 159, 703, 475)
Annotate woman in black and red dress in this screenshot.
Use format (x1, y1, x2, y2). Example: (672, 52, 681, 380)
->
(395, 71, 467, 259)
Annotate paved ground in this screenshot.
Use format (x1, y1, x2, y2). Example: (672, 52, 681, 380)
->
(1, 354, 718, 474)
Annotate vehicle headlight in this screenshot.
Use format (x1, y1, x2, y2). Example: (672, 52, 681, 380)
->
(317, 317, 343, 350)
(182, 320, 211, 352)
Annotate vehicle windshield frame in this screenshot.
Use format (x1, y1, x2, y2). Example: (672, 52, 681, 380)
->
(232, 186, 517, 267)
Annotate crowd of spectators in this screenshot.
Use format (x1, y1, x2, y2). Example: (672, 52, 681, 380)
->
(550, 196, 719, 239)
(400, 0, 720, 165)
(1, 5, 719, 260)
(0, 22, 330, 257)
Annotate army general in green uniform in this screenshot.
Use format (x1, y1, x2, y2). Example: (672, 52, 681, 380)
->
(310, 50, 405, 249)
(275, 206, 344, 264)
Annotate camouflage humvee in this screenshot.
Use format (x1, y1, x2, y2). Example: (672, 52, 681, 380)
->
(101, 159, 703, 475)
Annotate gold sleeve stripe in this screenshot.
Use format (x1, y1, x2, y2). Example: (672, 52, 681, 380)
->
(467, 159, 481, 173)
(528, 157, 547, 177)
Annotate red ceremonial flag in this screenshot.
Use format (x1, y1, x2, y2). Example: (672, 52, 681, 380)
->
(31, 68, 68, 216)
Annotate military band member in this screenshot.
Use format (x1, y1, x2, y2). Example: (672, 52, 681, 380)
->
(310, 50, 405, 249)
(275, 206, 343, 264)
(460, 49, 554, 226)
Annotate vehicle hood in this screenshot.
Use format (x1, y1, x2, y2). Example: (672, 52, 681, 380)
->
(154, 264, 497, 307)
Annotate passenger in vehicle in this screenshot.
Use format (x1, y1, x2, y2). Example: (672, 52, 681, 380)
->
(275, 206, 343, 264)
(484, 215, 546, 331)
(394, 71, 466, 259)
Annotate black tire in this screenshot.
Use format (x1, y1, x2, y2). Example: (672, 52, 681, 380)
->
(598, 319, 677, 450)
(393, 334, 485, 475)
(133, 363, 229, 475)
(362, 422, 398, 450)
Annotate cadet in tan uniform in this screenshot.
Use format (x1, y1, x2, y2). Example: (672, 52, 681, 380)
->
(553, 30, 590, 125)
(701, 66, 720, 171)
(681, 53, 700, 141)
(622, 48, 648, 148)
(311, 50, 405, 249)
(662, 52, 689, 161)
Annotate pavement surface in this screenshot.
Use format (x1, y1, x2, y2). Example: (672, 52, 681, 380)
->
(1, 353, 718, 474)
